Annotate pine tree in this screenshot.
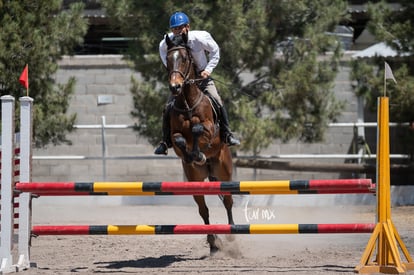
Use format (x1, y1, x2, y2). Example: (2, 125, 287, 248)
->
(0, 0, 87, 147)
(351, 0, 414, 157)
(103, 0, 347, 153)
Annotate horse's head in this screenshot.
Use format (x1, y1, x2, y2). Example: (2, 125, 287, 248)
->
(165, 33, 193, 96)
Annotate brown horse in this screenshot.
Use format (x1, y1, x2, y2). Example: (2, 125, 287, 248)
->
(164, 33, 234, 254)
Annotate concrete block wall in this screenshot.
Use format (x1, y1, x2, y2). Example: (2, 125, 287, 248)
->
(32, 55, 360, 183)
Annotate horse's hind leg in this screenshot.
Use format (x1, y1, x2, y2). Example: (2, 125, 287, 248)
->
(193, 195, 220, 255)
(209, 177, 234, 225)
(193, 195, 209, 224)
(222, 195, 234, 225)
(221, 194, 236, 242)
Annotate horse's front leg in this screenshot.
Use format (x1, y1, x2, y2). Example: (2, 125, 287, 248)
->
(191, 124, 206, 165)
(173, 134, 193, 163)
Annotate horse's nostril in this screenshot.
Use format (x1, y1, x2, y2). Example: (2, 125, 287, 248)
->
(169, 83, 181, 94)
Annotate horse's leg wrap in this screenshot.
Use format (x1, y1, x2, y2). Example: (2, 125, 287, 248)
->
(192, 123, 203, 133)
(174, 136, 186, 150)
(191, 124, 206, 165)
(174, 135, 192, 163)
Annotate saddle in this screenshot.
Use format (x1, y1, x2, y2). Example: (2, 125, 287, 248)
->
(195, 77, 220, 124)
(205, 93, 220, 123)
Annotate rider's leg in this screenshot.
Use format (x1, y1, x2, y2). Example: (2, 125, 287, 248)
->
(219, 104, 240, 146)
(154, 99, 173, 155)
(202, 79, 240, 146)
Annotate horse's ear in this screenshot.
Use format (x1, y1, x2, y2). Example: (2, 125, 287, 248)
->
(182, 32, 188, 45)
(165, 34, 173, 48)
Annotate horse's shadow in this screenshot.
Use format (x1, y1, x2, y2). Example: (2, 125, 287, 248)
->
(94, 254, 207, 270)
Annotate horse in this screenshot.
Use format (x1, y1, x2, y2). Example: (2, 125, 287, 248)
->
(164, 33, 234, 254)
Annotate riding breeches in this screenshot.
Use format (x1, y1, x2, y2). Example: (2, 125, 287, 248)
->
(198, 78, 223, 106)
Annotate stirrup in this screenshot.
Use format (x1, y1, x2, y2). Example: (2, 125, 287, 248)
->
(154, 142, 169, 155)
(225, 134, 240, 146)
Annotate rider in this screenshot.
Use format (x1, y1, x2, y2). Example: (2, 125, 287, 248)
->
(154, 11, 240, 155)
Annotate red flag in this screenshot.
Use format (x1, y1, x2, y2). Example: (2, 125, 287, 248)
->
(19, 65, 29, 89)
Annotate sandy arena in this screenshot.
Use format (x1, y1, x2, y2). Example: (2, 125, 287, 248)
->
(18, 196, 414, 275)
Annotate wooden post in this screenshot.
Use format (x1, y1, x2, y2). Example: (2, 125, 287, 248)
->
(17, 97, 34, 270)
(0, 96, 16, 273)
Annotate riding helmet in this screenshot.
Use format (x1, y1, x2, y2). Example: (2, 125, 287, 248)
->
(169, 12, 189, 28)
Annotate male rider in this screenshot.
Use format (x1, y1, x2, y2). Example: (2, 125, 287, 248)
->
(155, 11, 240, 155)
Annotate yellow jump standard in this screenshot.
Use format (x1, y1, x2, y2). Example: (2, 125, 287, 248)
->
(355, 97, 414, 274)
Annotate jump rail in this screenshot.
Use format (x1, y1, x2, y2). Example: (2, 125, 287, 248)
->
(15, 179, 375, 195)
(1, 95, 413, 274)
(32, 223, 376, 235)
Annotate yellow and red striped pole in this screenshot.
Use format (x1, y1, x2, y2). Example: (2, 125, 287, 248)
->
(15, 179, 374, 196)
(32, 223, 375, 236)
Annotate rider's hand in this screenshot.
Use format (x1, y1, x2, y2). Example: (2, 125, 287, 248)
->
(200, 70, 210, 79)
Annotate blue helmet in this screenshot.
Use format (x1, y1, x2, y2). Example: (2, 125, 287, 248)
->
(169, 12, 189, 28)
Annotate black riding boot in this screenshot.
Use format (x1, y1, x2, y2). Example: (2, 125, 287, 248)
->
(219, 105, 240, 146)
(154, 107, 173, 155)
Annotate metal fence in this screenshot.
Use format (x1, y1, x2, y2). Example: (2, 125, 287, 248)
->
(31, 116, 410, 180)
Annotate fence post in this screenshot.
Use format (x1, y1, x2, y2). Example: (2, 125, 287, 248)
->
(0, 95, 15, 273)
(101, 116, 107, 181)
(17, 96, 33, 270)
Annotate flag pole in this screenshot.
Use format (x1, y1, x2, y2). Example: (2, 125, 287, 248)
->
(25, 64, 29, 97)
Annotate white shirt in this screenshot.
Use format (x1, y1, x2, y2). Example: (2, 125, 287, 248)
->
(159, 30, 220, 74)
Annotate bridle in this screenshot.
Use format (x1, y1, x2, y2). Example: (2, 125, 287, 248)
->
(167, 46, 204, 86)
(167, 45, 205, 113)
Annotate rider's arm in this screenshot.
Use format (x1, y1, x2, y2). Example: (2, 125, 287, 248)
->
(159, 38, 168, 67)
(201, 31, 220, 74)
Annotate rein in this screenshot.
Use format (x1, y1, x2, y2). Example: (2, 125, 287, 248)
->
(168, 45, 206, 113)
(167, 46, 204, 86)
(173, 91, 204, 113)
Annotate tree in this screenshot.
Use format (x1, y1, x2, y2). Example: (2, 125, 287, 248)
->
(0, 0, 87, 147)
(350, 0, 414, 157)
(102, 0, 347, 154)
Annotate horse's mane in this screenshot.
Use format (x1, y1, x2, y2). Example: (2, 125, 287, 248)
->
(172, 35, 185, 46)
(166, 33, 188, 49)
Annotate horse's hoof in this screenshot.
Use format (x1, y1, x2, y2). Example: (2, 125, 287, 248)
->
(194, 153, 206, 166)
(210, 246, 219, 256)
(207, 234, 221, 255)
